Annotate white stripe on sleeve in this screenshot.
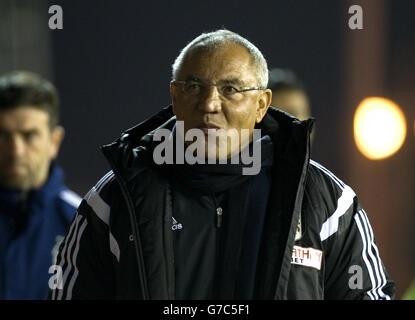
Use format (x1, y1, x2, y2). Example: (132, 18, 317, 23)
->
(65, 218, 88, 300)
(109, 232, 121, 262)
(59, 189, 82, 208)
(320, 185, 356, 241)
(310, 160, 345, 190)
(84, 177, 120, 262)
(354, 213, 378, 300)
(85, 187, 110, 225)
(51, 214, 81, 300)
(57, 214, 85, 300)
(359, 210, 391, 300)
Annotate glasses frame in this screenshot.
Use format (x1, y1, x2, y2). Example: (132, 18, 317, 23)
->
(171, 80, 266, 96)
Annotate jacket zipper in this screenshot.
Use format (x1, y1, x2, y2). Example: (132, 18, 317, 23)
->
(212, 195, 222, 228)
(273, 120, 313, 299)
(101, 147, 150, 299)
(216, 207, 223, 228)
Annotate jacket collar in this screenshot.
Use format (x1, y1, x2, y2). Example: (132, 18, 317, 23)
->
(101, 105, 315, 177)
(0, 163, 65, 216)
(33, 163, 65, 205)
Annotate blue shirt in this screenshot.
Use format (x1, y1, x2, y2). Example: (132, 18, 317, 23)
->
(0, 165, 80, 299)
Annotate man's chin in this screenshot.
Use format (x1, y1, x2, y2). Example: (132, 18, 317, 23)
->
(204, 144, 239, 161)
(0, 174, 32, 191)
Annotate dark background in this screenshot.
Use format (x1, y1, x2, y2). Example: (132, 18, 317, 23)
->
(1, 0, 414, 299)
(52, 0, 346, 192)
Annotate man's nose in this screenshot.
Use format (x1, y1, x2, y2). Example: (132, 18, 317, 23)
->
(9, 136, 26, 158)
(198, 85, 222, 113)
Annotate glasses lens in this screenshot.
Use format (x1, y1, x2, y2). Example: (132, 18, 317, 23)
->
(183, 81, 203, 95)
(176, 80, 259, 102)
(219, 85, 239, 97)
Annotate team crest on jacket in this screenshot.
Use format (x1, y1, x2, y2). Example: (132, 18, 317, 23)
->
(291, 246, 323, 270)
(295, 215, 302, 241)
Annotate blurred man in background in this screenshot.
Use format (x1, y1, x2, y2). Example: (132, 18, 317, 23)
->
(0, 71, 80, 299)
(268, 68, 314, 143)
(268, 68, 311, 120)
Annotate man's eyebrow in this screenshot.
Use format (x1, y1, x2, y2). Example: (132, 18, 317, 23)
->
(185, 75, 250, 87)
(184, 76, 246, 86)
(2, 128, 39, 133)
(184, 75, 202, 82)
(218, 78, 245, 86)
(21, 128, 39, 135)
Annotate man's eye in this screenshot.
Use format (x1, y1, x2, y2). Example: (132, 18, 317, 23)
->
(187, 83, 201, 89)
(222, 86, 238, 95)
(185, 82, 203, 93)
(23, 131, 37, 141)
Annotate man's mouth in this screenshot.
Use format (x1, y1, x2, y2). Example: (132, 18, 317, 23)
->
(198, 123, 221, 133)
(3, 162, 28, 173)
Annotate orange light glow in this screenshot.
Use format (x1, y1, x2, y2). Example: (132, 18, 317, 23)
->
(354, 97, 406, 160)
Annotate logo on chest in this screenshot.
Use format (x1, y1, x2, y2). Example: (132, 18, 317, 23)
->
(291, 245, 323, 270)
(172, 216, 183, 231)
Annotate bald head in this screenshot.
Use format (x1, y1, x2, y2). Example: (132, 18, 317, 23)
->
(172, 30, 268, 88)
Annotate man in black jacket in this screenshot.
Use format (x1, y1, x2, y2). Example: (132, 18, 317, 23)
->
(50, 30, 395, 300)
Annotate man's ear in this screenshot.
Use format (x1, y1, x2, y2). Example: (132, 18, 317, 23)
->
(50, 126, 65, 159)
(170, 82, 178, 115)
(256, 89, 272, 123)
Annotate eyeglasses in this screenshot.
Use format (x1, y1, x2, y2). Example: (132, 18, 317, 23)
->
(171, 79, 266, 102)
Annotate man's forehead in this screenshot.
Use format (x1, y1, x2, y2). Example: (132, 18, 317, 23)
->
(0, 106, 50, 129)
(179, 44, 256, 81)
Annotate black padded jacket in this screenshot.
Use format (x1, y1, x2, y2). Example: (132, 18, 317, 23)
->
(50, 105, 395, 300)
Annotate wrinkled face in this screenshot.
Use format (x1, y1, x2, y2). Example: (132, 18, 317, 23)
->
(171, 44, 271, 159)
(0, 106, 64, 191)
